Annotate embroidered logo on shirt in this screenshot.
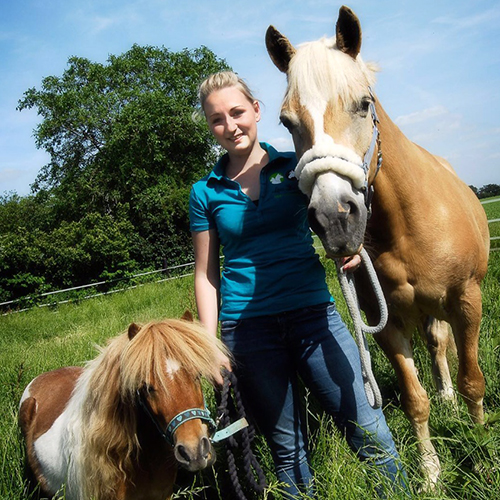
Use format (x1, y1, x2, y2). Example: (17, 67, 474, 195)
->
(269, 173, 284, 184)
(287, 170, 297, 180)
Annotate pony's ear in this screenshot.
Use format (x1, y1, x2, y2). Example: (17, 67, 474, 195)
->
(336, 5, 362, 59)
(181, 310, 194, 322)
(128, 323, 141, 340)
(266, 25, 296, 73)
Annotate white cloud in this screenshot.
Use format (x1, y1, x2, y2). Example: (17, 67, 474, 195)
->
(395, 106, 448, 127)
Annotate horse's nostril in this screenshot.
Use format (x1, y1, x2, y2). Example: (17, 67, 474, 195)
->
(347, 200, 357, 216)
(308, 207, 324, 237)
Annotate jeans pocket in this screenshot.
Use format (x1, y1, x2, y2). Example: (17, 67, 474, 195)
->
(220, 319, 242, 336)
(304, 302, 335, 314)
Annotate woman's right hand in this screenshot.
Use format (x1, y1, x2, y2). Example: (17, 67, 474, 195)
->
(213, 350, 232, 386)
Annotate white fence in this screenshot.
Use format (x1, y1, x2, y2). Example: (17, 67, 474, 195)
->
(2, 208, 499, 314)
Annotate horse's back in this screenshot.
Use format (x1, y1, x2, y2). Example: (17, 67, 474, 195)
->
(427, 152, 489, 265)
(20, 366, 83, 439)
(390, 131, 489, 269)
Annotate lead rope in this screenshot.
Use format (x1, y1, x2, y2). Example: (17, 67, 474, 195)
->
(217, 369, 267, 499)
(337, 247, 387, 409)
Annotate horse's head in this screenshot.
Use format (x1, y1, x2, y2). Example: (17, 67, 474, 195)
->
(122, 320, 225, 471)
(266, 6, 379, 257)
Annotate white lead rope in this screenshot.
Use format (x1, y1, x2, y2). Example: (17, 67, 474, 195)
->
(337, 247, 388, 409)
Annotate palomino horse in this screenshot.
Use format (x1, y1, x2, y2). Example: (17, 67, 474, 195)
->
(266, 5, 490, 489)
(19, 315, 228, 500)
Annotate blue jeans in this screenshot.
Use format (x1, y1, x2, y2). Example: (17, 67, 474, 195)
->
(221, 303, 409, 498)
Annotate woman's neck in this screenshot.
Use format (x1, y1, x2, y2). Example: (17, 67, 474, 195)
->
(226, 142, 268, 179)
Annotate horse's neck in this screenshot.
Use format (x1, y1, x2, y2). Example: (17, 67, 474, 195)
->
(370, 103, 433, 227)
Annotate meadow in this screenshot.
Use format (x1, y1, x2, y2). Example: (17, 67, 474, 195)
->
(1, 199, 499, 500)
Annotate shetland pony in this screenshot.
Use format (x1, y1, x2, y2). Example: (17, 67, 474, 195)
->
(266, 5, 489, 489)
(19, 316, 228, 500)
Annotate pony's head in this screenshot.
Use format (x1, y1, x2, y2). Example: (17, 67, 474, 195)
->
(120, 318, 225, 470)
(80, 316, 228, 498)
(266, 5, 379, 257)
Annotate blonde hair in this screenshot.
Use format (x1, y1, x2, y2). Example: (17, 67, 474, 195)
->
(198, 71, 257, 113)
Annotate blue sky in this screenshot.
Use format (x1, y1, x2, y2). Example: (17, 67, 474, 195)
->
(1, 0, 499, 196)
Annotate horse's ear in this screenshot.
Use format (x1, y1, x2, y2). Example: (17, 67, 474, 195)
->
(336, 5, 362, 59)
(266, 25, 296, 73)
(128, 323, 141, 340)
(181, 310, 194, 322)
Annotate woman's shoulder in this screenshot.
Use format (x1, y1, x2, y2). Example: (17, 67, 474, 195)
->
(261, 142, 297, 164)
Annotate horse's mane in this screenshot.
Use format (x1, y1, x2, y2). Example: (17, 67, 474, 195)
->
(74, 318, 227, 500)
(285, 36, 378, 108)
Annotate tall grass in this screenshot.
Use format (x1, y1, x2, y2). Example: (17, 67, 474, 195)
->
(1, 202, 499, 499)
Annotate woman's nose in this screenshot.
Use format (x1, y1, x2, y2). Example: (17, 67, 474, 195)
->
(226, 116, 237, 132)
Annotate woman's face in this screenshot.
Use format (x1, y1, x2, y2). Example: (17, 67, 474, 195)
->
(203, 86, 261, 158)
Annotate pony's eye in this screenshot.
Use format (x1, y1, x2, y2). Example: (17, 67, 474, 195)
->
(143, 384, 155, 394)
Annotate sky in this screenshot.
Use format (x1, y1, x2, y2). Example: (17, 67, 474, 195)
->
(1, 0, 499, 196)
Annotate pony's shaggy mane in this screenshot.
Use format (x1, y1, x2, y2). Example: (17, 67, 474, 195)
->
(285, 36, 378, 108)
(72, 319, 227, 500)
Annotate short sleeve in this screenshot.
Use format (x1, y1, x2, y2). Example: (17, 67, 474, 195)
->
(189, 185, 215, 232)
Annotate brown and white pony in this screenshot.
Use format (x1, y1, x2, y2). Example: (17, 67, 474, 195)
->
(266, 5, 490, 489)
(19, 315, 228, 500)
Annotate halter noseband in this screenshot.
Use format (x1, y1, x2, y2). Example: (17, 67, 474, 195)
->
(294, 87, 382, 214)
(137, 389, 215, 447)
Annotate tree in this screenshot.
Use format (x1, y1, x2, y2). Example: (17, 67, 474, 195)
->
(477, 184, 500, 199)
(14, 45, 228, 277)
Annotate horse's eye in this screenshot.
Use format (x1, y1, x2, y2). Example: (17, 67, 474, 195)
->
(280, 115, 295, 132)
(356, 97, 372, 117)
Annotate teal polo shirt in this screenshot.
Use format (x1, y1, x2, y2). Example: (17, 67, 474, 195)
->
(189, 142, 332, 321)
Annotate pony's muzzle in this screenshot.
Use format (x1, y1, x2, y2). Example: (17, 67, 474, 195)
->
(174, 436, 215, 471)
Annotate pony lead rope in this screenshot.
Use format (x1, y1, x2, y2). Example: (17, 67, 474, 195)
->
(337, 247, 388, 408)
(217, 370, 267, 500)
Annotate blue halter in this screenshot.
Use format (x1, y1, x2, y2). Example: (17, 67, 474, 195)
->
(137, 389, 215, 447)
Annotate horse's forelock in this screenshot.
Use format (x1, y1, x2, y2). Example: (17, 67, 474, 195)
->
(285, 37, 377, 109)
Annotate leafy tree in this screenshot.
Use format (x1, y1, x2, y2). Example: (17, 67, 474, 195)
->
(477, 184, 500, 199)
(3, 45, 229, 303)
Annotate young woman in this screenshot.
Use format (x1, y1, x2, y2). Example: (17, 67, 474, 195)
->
(189, 71, 409, 498)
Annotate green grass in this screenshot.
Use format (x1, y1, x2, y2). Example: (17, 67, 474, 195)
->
(1, 221, 500, 499)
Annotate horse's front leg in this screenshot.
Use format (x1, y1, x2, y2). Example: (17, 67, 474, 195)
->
(376, 320, 441, 491)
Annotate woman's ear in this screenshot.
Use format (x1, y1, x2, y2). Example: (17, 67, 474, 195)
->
(254, 100, 261, 122)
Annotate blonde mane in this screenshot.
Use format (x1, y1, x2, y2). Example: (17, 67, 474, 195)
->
(73, 319, 227, 500)
(285, 36, 378, 108)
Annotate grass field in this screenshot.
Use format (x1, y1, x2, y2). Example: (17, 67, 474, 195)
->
(1, 199, 499, 500)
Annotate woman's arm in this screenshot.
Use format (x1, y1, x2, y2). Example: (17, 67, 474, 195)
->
(192, 229, 231, 383)
(192, 229, 221, 337)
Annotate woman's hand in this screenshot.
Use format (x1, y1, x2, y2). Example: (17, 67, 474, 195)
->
(213, 350, 232, 386)
(338, 253, 362, 273)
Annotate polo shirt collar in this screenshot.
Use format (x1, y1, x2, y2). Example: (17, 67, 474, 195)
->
(208, 142, 284, 183)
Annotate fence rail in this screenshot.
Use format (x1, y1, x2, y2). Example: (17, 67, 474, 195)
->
(2, 214, 499, 315)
